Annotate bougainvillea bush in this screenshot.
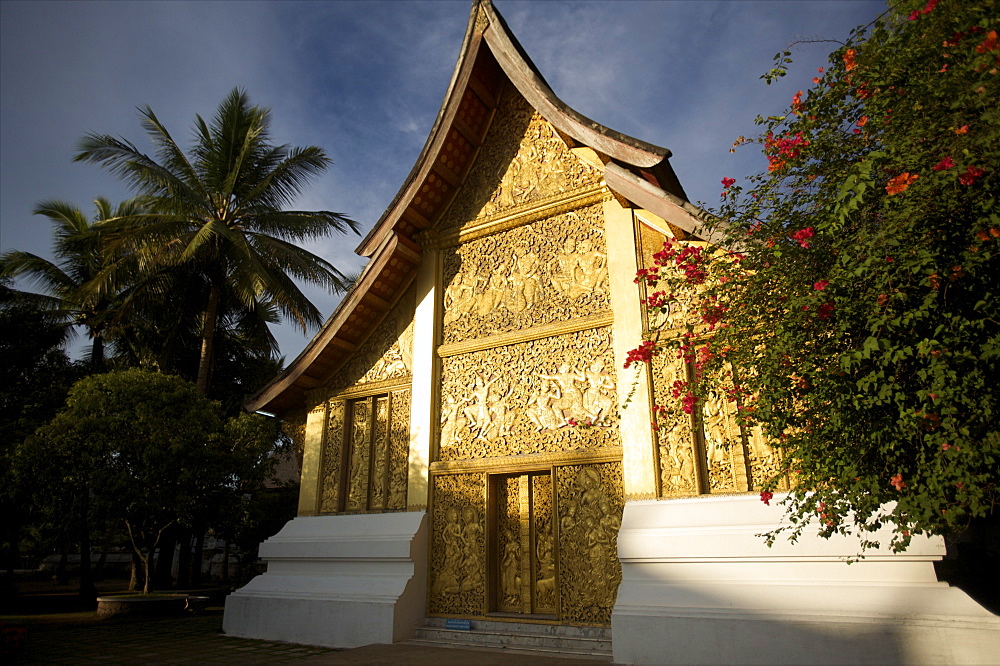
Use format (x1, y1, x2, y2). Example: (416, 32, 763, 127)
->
(638, 0, 998, 551)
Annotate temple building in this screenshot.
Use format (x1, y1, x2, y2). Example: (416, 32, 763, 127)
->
(223, 2, 999, 663)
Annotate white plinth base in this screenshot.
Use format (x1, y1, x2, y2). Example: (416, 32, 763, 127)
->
(612, 496, 999, 665)
(223, 511, 428, 648)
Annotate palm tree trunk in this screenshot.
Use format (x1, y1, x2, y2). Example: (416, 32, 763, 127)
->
(91, 334, 105, 371)
(195, 284, 221, 395)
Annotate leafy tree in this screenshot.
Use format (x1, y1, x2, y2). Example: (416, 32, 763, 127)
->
(0, 295, 81, 598)
(0, 197, 146, 369)
(636, 0, 998, 552)
(75, 88, 358, 394)
(23, 370, 236, 592)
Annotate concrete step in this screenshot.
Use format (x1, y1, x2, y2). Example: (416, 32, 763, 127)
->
(406, 618, 612, 660)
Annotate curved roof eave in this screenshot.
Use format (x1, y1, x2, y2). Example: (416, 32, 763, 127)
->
(247, 0, 703, 415)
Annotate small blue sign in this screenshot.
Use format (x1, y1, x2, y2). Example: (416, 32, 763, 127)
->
(445, 618, 472, 631)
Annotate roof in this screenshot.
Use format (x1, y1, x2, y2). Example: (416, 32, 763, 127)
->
(246, 0, 708, 415)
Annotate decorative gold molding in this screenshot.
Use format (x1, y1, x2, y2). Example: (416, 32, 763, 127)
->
(438, 312, 613, 358)
(428, 183, 610, 249)
(429, 446, 622, 474)
(327, 376, 412, 400)
(624, 492, 658, 501)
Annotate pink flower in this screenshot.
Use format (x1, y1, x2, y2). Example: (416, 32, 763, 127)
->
(760, 490, 774, 505)
(813, 280, 829, 291)
(933, 156, 955, 171)
(624, 340, 657, 369)
(721, 177, 736, 188)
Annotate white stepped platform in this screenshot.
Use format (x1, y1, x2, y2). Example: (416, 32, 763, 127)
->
(612, 496, 1000, 665)
(223, 511, 427, 648)
(408, 617, 612, 659)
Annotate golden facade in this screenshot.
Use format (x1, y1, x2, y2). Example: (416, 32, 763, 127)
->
(296, 88, 757, 627)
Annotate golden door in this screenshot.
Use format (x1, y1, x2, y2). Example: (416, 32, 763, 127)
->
(491, 472, 556, 616)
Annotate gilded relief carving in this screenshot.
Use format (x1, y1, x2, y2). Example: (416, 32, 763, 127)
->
(438, 328, 619, 461)
(497, 476, 522, 611)
(347, 398, 372, 511)
(440, 90, 602, 230)
(429, 473, 487, 616)
(441, 206, 610, 344)
(370, 396, 390, 510)
(319, 401, 345, 513)
(532, 473, 556, 614)
(389, 389, 410, 509)
(556, 463, 623, 625)
(281, 413, 307, 472)
(329, 288, 415, 392)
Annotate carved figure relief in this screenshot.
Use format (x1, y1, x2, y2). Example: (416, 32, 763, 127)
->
(388, 389, 410, 509)
(346, 398, 372, 511)
(651, 345, 784, 497)
(281, 413, 307, 473)
(440, 90, 602, 230)
(556, 463, 623, 625)
(441, 206, 610, 344)
(438, 328, 619, 461)
(329, 288, 415, 392)
(429, 473, 487, 615)
(318, 391, 409, 514)
(319, 401, 345, 513)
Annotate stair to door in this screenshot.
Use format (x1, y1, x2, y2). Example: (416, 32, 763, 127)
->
(404, 617, 612, 660)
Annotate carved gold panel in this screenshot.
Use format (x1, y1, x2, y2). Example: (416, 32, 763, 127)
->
(281, 412, 307, 473)
(319, 401, 345, 513)
(441, 204, 610, 344)
(651, 346, 784, 497)
(439, 90, 602, 231)
(328, 288, 415, 393)
(555, 462, 623, 625)
(388, 388, 410, 510)
(492, 472, 556, 616)
(318, 390, 410, 514)
(429, 473, 487, 616)
(347, 398, 373, 511)
(637, 221, 711, 333)
(438, 327, 619, 461)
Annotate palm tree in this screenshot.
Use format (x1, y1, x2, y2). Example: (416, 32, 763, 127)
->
(0, 197, 145, 369)
(75, 88, 357, 394)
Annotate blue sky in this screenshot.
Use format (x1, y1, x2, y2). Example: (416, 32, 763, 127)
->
(0, 0, 885, 363)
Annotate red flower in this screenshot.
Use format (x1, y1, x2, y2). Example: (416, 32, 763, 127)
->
(955, 125, 968, 134)
(890, 473, 906, 491)
(792, 227, 815, 248)
(813, 280, 829, 291)
(760, 490, 774, 505)
(817, 302, 835, 319)
(721, 177, 736, 188)
(958, 166, 986, 185)
(933, 156, 955, 171)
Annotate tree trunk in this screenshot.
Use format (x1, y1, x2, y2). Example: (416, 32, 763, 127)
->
(153, 524, 177, 590)
(221, 541, 230, 584)
(91, 334, 105, 371)
(55, 533, 70, 585)
(191, 529, 206, 587)
(78, 490, 97, 605)
(195, 284, 221, 395)
(94, 521, 116, 580)
(129, 550, 140, 592)
(175, 527, 192, 589)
